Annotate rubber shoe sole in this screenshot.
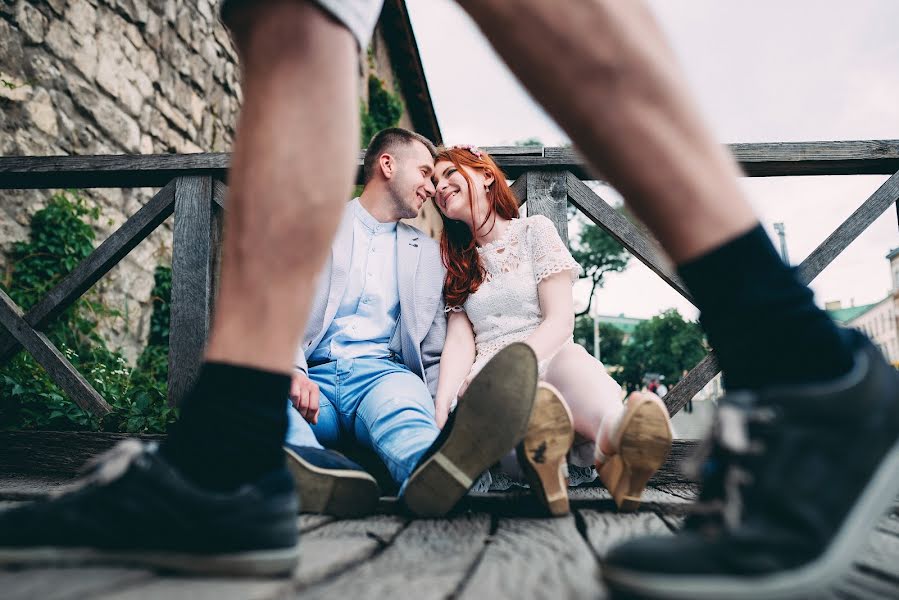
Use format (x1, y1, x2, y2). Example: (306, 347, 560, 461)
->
(602, 436, 899, 599)
(284, 446, 380, 518)
(403, 343, 538, 517)
(0, 544, 300, 577)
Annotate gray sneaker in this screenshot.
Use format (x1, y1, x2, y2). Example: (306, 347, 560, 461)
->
(0, 440, 300, 576)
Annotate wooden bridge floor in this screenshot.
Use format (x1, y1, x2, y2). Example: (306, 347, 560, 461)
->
(1, 477, 897, 599)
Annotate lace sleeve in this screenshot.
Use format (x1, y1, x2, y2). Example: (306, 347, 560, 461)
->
(527, 215, 582, 284)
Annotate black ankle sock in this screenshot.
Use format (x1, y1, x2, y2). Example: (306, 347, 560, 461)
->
(161, 362, 290, 491)
(677, 224, 854, 389)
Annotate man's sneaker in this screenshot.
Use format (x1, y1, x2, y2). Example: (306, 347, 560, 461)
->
(403, 342, 538, 517)
(284, 445, 380, 518)
(601, 330, 899, 600)
(0, 440, 299, 576)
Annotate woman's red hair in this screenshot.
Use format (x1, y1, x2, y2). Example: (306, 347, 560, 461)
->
(435, 147, 520, 308)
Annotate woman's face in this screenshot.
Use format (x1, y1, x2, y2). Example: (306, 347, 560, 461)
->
(432, 160, 495, 229)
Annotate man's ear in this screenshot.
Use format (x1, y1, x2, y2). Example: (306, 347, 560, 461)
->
(379, 153, 394, 179)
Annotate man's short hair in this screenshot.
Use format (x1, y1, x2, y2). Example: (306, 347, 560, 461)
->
(362, 127, 437, 184)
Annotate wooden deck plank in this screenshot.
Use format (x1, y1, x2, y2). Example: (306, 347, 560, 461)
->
(578, 510, 673, 558)
(0, 567, 153, 600)
(459, 515, 601, 600)
(293, 516, 406, 588)
(94, 576, 289, 600)
(299, 514, 491, 600)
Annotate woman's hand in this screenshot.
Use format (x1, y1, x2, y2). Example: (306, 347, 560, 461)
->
(435, 396, 453, 429)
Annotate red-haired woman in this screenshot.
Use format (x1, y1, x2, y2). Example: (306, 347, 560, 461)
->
(432, 145, 672, 514)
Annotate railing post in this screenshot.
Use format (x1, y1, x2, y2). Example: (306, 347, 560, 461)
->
(168, 176, 219, 407)
(526, 170, 569, 245)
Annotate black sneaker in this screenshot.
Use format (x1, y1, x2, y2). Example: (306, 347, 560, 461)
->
(601, 330, 899, 599)
(403, 342, 539, 517)
(284, 445, 380, 518)
(0, 440, 299, 576)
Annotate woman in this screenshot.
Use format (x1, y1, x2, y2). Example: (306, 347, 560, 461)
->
(432, 145, 673, 514)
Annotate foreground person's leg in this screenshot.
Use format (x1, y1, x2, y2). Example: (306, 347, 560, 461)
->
(456, 1, 899, 597)
(0, 0, 381, 576)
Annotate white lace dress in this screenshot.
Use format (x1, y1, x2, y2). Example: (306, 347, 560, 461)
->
(447, 215, 600, 490)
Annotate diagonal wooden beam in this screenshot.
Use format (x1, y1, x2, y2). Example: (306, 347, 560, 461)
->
(565, 173, 693, 304)
(797, 169, 899, 283)
(509, 172, 528, 204)
(663, 352, 720, 417)
(0, 289, 111, 416)
(0, 180, 177, 366)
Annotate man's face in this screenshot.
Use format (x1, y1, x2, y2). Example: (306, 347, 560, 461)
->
(386, 141, 436, 220)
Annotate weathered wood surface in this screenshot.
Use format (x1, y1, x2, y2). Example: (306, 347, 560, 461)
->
(0, 181, 176, 366)
(664, 352, 721, 416)
(460, 515, 598, 599)
(0, 431, 701, 487)
(1, 477, 896, 600)
(302, 515, 492, 600)
(0, 289, 111, 416)
(2, 140, 898, 189)
(526, 170, 570, 246)
(168, 176, 216, 406)
(565, 173, 692, 303)
(0, 431, 163, 476)
(797, 169, 899, 284)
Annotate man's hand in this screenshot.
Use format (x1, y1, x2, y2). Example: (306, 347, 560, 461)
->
(290, 371, 320, 425)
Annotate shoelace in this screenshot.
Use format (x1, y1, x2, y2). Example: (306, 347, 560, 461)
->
(685, 395, 777, 530)
(53, 439, 153, 496)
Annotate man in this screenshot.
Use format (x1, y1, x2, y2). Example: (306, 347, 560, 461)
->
(1, 1, 896, 597)
(279, 127, 534, 518)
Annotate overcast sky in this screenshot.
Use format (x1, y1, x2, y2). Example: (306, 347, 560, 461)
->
(407, 0, 899, 320)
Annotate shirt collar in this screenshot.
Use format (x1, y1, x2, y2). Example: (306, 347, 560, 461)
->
(353, 198, 398, 234)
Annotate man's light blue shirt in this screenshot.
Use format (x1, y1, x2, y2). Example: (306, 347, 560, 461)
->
(309, 199, 400, 363)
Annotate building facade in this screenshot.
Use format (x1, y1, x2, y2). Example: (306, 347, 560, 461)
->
(1, 0, 441, 361)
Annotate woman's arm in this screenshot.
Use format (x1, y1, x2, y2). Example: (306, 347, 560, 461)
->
(433, 310, 477, 428)
(524, 270, 576, 363)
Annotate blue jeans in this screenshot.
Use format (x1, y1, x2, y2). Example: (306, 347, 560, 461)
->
(285, 358, 439, 489)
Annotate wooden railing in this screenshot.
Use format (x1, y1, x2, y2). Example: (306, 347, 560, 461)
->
(1, 140, 898, 421)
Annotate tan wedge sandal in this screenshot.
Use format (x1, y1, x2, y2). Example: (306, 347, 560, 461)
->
(596, 392, 673, 511)
(516, 382, 576, 517)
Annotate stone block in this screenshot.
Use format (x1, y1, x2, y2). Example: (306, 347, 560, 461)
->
(66, 0, 97, 35)
(138, 47, 160, 80)
(46, 20, 97, 79)
(68, 78, 141, 152)
(25, 87, 58, 136)
(0, 73, 32, 102)
(144, 10, 162, 51)
(0, 19, 27, 78)
(115, 0, 149, 24)
(16, 2, 48, 44)
(139, 133, 154, 154)
(175, 5, 193, 45)
(154, 95, 191, 135)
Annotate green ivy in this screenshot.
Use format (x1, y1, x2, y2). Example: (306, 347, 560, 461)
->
(360, 74, 404, 146)
(0, 191, 176, 433)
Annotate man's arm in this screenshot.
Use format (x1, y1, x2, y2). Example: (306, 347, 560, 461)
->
(420, 292, 447, 401)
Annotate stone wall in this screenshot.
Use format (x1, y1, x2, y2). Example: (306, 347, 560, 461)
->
(1, 0, 240, 363)
(0, 0, 432, 363)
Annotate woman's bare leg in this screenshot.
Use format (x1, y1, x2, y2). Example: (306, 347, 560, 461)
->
(544, 343, 623, 456)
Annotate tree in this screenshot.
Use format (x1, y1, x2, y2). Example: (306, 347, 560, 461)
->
(569, 211, 630, 316)
(574, 316, 625, 366)
(619, 309, 706, 390)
